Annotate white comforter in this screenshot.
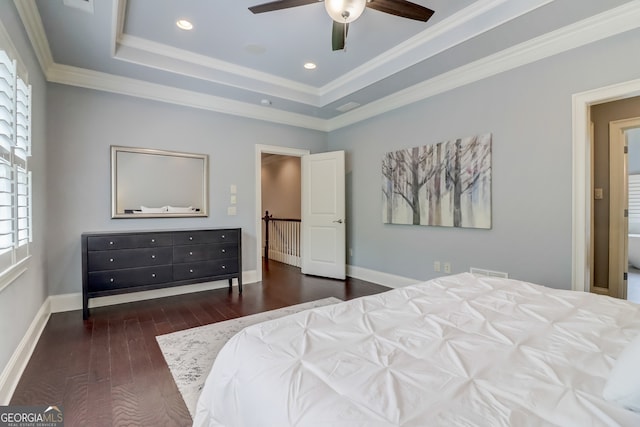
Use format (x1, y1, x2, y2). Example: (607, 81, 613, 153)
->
(193, 273, 640, 426)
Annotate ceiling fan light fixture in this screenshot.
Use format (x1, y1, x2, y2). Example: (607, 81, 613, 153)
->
(324, 0, 366, 23)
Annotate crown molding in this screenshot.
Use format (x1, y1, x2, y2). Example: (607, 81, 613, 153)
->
(13, 0, 640, 132)
(46, 63, 329, 131)
(115, 34, 320, 106)
(12, 0, 54, 74)
(326, 0, 640, 131)
(111, 0, 553, 108)
(319, 0, 553, 105)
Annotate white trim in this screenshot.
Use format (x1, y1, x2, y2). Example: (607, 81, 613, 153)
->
(0, 297, 50, 405)
(111, 0, 553, 108)
(115, 34, 319, 105)
(0, 256, 30, 294)
(255, 144, 310, 283)
(51, 270, 259, 313)
(346, 264, 421, 289)
(46, 63, 328, 131)
(571, 78, 640, 292)
(14, 0, 640, 131)
(320, 0, 553, 106)
(328, 1, 640, 131)
(12, 0, 54, 75)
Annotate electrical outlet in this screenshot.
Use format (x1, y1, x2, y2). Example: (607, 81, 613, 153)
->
(444, 262, 451, 273)
(349, 248, 353, 257)
(434, 261, 441, 272)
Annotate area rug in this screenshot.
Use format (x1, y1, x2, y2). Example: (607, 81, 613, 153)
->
(156, 297, 342, 418)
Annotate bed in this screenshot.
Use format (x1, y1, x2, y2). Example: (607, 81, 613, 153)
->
(193, 273, 640, 426)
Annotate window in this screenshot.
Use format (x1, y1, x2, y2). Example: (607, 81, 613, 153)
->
(0, 48, 32, 274)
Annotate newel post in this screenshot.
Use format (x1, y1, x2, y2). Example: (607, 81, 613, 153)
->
(262, 210, 272, 261)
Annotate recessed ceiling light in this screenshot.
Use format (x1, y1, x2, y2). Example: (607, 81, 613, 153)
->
(303, 62, 317, 70)
(176, 19, 193, 30)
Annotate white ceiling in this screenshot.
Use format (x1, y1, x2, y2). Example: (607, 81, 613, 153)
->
(13, 0, 640, 130)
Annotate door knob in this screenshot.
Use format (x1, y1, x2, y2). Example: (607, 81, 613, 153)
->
(333, 219, 343, 224)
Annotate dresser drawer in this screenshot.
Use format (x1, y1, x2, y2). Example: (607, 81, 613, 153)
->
(87, 233, 172, 251)
(172, 230, 238, 245)
(173, 243, 238, 263)
(88, 265, 173, 292)
(173, 260, 238, 281)
(87, 247, 172, 271)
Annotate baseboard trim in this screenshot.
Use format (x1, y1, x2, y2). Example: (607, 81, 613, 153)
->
(50, 270, 259, 313)
(0, 297, 51, 405)
(347, 265, 420, 288)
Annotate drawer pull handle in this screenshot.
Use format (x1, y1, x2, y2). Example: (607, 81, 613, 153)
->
(151, 239, 155, 243)
(189, 251, 193, 256)
(221, 249, 226, 253)
(189, 269, 194, 273)
(189, 236, 193, 241)
(221, 235, 226, 239)
(109, 241, 114, 245)
(222, 265, 226, 269)
(110, 278, 114, 283)
(152, 273, 156, 278)
(109, 258, 114, 262)
(151, 255, 156, 259)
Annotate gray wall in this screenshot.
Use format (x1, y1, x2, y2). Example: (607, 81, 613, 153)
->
(0, 3, 48, 383)
(45, 85, 327, 296)
(329, 27, 640, 290)
(261, 155, 302, 219)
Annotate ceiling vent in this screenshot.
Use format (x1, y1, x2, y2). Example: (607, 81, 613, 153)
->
(336, 101, 361, 113)
(63, 0, 94, 14)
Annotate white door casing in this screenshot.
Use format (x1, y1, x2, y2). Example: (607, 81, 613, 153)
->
(572, 78, 640, 292)
(301, 151, 346, 279)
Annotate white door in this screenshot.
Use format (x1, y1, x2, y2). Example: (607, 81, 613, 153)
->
(301, 151, 346, 279)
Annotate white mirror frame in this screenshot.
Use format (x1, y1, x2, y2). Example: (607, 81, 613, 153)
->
(111, 145, 209, 218)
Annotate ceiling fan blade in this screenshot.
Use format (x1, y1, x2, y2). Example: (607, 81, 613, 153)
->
(249, 0, 320, 14)
(366, 0, 434, 22)
(332, 21, 349, 51)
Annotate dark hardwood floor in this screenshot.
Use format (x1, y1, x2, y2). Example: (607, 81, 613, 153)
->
(10, 260, 389, 426)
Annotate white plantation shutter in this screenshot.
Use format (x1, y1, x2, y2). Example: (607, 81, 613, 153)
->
(629, 174, 640, 234)
(0, 47, 32, 273)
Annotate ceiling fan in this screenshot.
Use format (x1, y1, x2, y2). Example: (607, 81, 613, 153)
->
(248, 0, 435, 51)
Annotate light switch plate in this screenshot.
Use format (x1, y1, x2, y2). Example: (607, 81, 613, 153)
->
(227, 206, 237, 216)
(230, 195, 237, 204)
(230, 184, 237, 194)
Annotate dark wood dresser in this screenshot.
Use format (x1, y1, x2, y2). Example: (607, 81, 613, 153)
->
(81, 228, 242, 319)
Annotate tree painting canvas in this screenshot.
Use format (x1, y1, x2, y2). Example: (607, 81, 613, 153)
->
(382, 133, 492, 229)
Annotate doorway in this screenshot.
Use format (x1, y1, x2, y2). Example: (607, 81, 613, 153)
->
(255, 145, 309, 283)
(588, 97, 640, 300)
(572, 80, 640, 295)
(261, 152, 302, 268)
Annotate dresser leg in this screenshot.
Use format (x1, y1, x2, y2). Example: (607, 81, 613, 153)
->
(83, 297, 89, 320)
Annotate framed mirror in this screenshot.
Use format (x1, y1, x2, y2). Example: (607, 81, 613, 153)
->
(111, 146, 209, 218)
